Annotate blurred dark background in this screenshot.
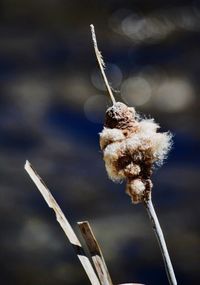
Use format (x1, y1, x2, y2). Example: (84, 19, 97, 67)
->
(0, 1, 199, 284)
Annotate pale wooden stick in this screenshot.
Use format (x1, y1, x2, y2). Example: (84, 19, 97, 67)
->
(90, 24, 116, 105)
(78, 221, 113, 285)
(144, 199, 177, 285)
(24, 160, 100, 285)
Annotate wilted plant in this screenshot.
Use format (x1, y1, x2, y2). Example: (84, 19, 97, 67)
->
(90, 24, 177, 285)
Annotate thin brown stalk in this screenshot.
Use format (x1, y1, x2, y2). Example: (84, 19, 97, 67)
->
(78, 221, 113, 285)
(90, 24, 116, 105)
(24, 160, 100, 285)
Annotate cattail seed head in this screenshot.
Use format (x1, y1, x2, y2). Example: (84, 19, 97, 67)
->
(100, 102, 172, 204)
(105, 102, 139, 132)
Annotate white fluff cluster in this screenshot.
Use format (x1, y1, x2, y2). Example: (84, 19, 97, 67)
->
(99, 102, 172, 203)
(100, 119, 172, 181)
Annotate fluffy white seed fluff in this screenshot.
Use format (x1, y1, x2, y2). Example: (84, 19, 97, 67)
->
(100, 118, 171, 180)
(99, 127, 126, 150)
(130, 179, 145, 193)
(100, 102, 172, 203)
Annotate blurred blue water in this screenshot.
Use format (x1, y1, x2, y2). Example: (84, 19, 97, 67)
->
(0, 1, 199, 285)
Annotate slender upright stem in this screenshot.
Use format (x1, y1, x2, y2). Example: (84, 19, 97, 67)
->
(144, 199, 177, 285)
(90, 24, 116, 105)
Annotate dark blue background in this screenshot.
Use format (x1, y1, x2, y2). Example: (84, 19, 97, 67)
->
(0, 1, 199, 284)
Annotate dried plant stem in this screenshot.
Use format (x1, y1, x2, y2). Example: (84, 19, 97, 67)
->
(90, 24, 116, 105)
(144, 199, 177, 285)
(24, 160, 100, 285)
(78, 221, 113, 285)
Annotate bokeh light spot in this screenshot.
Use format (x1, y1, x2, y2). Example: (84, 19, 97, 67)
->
(121, 76, 152, 106)
(154, 79, 195, 112)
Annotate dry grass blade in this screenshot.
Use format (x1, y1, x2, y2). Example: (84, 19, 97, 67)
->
(78, 221, 113, 285)
(90, 24, 116, 105)
(24, 160, 100, 285)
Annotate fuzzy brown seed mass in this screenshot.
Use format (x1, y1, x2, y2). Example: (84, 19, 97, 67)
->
(100, 102, 172, 204)
(105, 102, 138, 131)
